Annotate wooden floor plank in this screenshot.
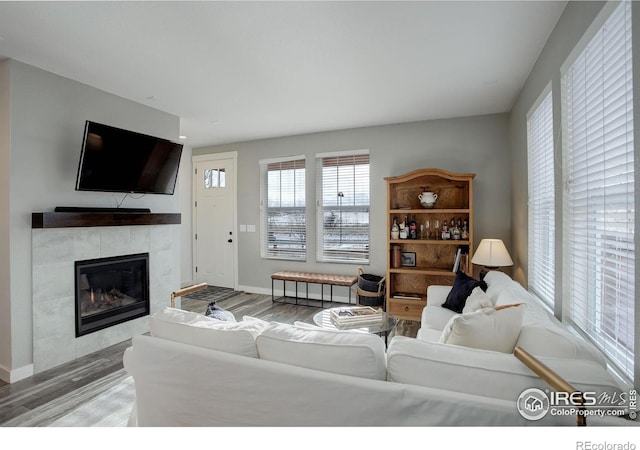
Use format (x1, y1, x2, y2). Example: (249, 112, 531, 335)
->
(0, 291, 418, 427)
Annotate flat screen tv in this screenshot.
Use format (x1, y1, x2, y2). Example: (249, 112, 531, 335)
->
(75, 121, 184, 195)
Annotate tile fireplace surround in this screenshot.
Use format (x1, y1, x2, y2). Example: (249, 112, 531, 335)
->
(31, 214, 180, 373)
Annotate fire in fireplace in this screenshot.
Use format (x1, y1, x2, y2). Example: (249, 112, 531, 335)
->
(75, 253, 150, 337)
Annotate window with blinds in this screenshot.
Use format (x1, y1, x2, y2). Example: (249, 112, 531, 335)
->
(527, 88, 555, 308)
(316, 151, 370, 263)
(561, 1, 634, 380)
(259, 156, 306, 261)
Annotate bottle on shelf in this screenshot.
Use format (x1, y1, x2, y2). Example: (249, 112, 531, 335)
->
(399, 216, 408, 239)
(424, 219, 431, 239)
(409, 215, 417, 239)
(391, 244, 402, 268)
(462, 219, 469, 240)
(452, 218, 461, 240)
(441, 220, 449, 240)
(391, 218, 400, 240)
(434, 219, 440, 240)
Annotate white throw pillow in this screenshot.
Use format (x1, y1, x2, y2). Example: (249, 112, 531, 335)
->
(256, 321, 387, 380)
(149, 307, 269, 358)
(462, 286, 494, 313)
(440, 304, 525, 353)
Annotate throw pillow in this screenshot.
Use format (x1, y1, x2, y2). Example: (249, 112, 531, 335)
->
(204, 301, 237, 322)
(442, 271, 488, 313)
(462, 286, 494, 313)
(439, 304, 525, 353)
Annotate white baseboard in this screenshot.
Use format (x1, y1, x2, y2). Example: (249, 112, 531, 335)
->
(0, 363, 34, 384)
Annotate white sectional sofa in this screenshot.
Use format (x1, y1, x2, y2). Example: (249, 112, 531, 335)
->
(122, 272, 631, 426)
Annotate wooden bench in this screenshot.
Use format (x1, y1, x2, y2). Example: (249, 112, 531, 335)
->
(271, 271, 358, 308)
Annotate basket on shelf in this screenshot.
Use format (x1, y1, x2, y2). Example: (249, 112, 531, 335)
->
(355, 267, 386, 308)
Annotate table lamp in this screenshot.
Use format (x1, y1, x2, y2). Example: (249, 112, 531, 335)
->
(471, 238, 513, 279)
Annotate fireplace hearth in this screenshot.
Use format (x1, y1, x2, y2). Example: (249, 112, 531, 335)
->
(75, 253, 150, 337)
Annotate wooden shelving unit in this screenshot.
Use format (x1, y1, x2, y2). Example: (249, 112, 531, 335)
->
(385, 168, 475, 321)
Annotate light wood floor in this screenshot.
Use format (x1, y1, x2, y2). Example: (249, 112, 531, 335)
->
(0, 292, 418, 427)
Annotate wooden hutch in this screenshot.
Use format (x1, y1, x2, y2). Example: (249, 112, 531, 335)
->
(385, 168, 475, 321)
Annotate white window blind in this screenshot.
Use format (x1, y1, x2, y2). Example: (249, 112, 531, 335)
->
(562, 2, 634, 379)
(316, 151, 370, 263)
(259, 156, 306, 261)
(527, 88, 555, 308)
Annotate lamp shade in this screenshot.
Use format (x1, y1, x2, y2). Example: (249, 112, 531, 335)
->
(471, 239, 514, 268)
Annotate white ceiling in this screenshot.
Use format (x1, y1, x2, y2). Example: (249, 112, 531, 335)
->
(0, 1, 566, 148)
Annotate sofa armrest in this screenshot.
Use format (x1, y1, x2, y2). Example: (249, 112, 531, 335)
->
(420, 286, 455, 333)
(426, 285, 452, 307)
(420, 305, 456, 333)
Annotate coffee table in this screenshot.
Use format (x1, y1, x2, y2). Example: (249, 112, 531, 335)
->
(312, 308, 398, 346)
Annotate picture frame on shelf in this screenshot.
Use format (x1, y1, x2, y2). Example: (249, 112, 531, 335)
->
(401, 252, 416, 267)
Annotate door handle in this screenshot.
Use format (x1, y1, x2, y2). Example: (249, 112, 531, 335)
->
(228, 239, 233, 243)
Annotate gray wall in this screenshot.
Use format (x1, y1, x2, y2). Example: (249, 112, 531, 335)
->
(0, 60, 185, 381)
(509, 1, 640, 384)
(194, 113, 511, 294)
(509, 1, 605, 292)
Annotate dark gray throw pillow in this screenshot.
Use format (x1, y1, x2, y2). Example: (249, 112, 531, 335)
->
(442, 271, 488, 314)
(204, 301, 237, 322)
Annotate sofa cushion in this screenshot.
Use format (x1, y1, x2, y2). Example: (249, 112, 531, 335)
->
(386, 336, 623, 403)
(462, 286, 494, 313)
(516, 325, 608, 367)
(149, 307, 269, 358)
(439, 304, 526, 353)
(256, 322, 386, 380)
(442, 271, 487, 313)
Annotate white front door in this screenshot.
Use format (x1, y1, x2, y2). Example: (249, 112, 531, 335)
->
(193, 156, 236, 288)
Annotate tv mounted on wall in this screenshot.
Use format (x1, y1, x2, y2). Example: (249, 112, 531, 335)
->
(75, 121, 184, 195)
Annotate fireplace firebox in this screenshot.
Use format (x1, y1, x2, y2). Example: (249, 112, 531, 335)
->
(75, 253, 150, 337)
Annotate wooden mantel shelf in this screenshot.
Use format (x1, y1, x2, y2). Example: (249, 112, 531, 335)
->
(32, 212, 181, 229)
